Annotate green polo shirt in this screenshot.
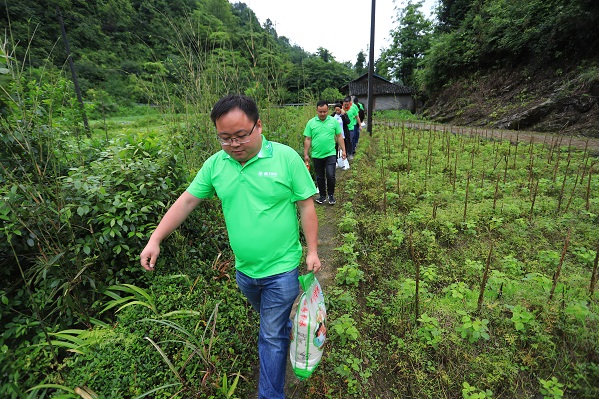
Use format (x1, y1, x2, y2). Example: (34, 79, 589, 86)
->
(303, 115, 342, 159)
(186, 136, 317, 278)
(347, 104, 359, 130)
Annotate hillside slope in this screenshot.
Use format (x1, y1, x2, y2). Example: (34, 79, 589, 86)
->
(422, 61, 599, 139)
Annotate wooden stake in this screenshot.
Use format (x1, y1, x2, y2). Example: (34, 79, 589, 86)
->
(463, 171, 471, 222)
(589, 243, 599, 298)
(477, 239, 494, 313)
(549, 229, 571, 301)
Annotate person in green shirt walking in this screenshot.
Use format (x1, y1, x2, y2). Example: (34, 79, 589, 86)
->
(303, 100, 346, 205)
(343, 96, 361, 159)
(140, 94, 322, 399)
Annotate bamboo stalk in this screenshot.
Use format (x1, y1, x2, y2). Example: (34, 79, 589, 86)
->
(408, 227, 420, 325)
(552, 143, 562, 182)
(453, 151, 458, 192)
(382, 158, 387, 213)
(528, 136, 535, 189)
(513, 132, 519, 169)
(463, 171, 471, 222)
(589, 243, 599, 298)
(586, 161, 595, 211)
(556, 153, 572, 214)
(549, 229, 571, 301)
(446, 133, 451, 171)
(493, 173, 500, 210)
(563, 165, 581, 214)
(477, 239, 494, 313)
(529, 178, 539, 221)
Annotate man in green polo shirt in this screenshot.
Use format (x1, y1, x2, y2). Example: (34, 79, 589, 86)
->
(343, 96, 361, 159)
(140, 94, 321, 399)
(303, 100, 346, 205)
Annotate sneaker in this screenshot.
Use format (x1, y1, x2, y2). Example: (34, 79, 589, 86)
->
(328, 195, 336, 205)
(315, 196, 326, 204)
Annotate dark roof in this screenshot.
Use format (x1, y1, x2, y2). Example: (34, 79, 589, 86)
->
(341, 73, 412, 96)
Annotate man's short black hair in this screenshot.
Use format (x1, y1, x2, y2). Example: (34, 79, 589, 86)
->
(343, 96, 352, 103)
(210, 94, 259, 125)
(334, 103, 342, 108)
(316, 100, 328, 108)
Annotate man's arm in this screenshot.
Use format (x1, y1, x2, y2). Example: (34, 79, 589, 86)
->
(296, 198, 321, 273)
(303, 136, 312, 163)
(140, 191, 202, 271)
(336, 133, 346, 159)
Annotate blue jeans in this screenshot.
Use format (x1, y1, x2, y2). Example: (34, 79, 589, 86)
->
(350, 125, 360, 154)
(312, 155, 337, 197)
(236, 268, 300, 399)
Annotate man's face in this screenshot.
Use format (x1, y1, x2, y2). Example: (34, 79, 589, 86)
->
(342, 101, 351, 111)
(335, 106, 342, 114)
(215, 108, 262, 165)
(317, 104, 329, 121)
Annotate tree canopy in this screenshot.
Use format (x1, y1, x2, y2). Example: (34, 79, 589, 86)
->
(1, 0, 361, 106)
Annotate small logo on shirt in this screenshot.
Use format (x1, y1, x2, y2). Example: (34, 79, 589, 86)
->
(258, 171, 278, 177)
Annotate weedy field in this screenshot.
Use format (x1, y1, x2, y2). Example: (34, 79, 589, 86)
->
(301, 123, 599, 398)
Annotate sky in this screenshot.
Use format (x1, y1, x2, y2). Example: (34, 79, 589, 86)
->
(230, 0, 438, 63)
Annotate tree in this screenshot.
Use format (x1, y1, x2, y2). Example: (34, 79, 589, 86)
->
(315, 47, 333, 63)
(437, 0, 475, 32)
(355, 50, 367, 75)
(321, 87, 344, 103)
(379, 0, 433, 87)
(284, 56, 353, 99)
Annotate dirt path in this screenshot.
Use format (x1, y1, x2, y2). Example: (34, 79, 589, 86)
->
(403, 121, 599, 155)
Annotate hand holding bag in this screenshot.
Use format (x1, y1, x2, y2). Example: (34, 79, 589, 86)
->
(290, 272, 327, 380)
(336, 150, 350, 170)
(336, 149, 344, 169)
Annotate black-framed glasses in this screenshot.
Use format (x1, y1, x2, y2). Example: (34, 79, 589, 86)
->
(216, 120, 257, 145)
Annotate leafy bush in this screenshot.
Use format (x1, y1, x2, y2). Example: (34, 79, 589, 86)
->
(45, 273, 256, 399)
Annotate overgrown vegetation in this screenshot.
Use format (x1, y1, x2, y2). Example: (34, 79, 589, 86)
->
(2, 1, 598, 397)
(379, 0, 599, 92)
(310, 125, 599, 398)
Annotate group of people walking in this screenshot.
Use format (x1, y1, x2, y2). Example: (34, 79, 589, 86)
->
(141, 94, 364, 399)
(303, 96, 364, 205)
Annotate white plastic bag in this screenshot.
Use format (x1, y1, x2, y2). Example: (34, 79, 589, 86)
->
(290, 272, 326, 380)
(336, 150, 350, 170)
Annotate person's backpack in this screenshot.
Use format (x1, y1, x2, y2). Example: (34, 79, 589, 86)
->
(357, 102, 365, 121)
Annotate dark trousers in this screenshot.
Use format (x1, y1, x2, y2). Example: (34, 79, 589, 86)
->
(312, 155, 337, 197)
(343, 134, 351, 157)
